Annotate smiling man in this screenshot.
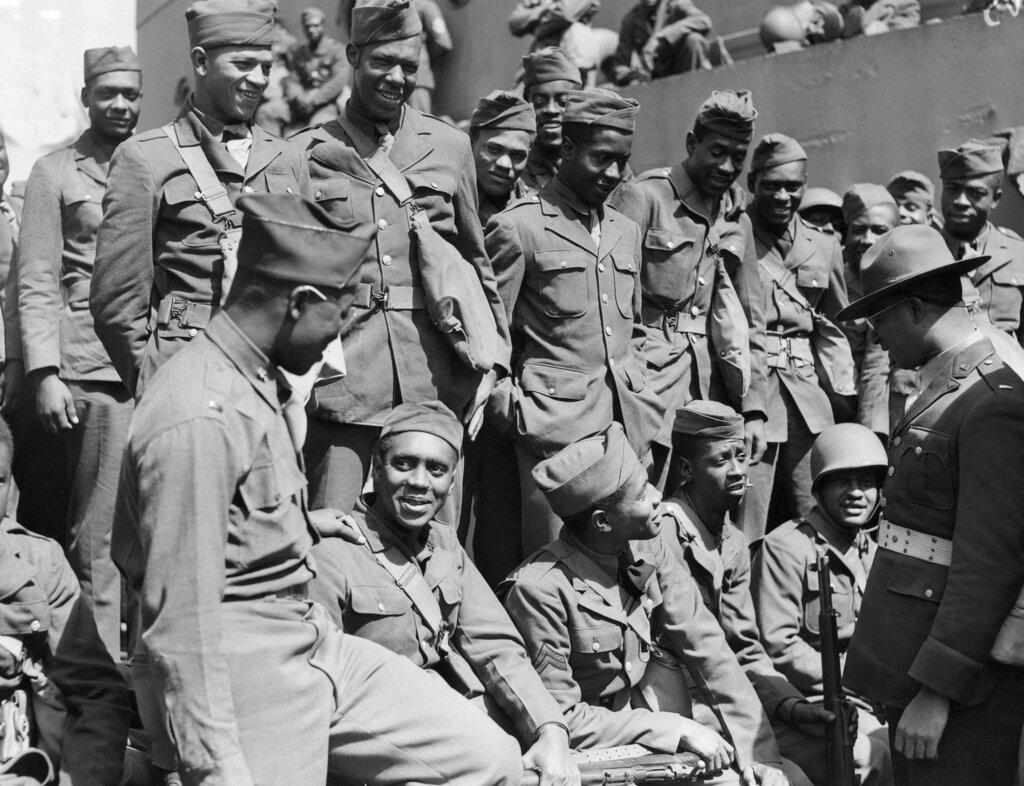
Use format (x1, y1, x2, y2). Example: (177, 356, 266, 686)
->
(90, 0, 309, 397)
(485, 87, 665, 558)
(308, 401, 578, 786)
(470, 90, 536, 226)
(519, 47, 583, 194)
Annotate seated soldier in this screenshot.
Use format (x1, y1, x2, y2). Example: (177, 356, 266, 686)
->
(613, 0, 713, 87)
(502, 423, 790, 786)
(0, 417, 131, 784)
(752, 423, 894, 786)
(662, 403, 892, 786)
(309, 401, 577, 786)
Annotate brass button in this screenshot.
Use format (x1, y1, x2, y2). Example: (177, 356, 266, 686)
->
(879, 496, 887, 508)
(84, 193, 92, 200)
(560, 261, 567, 268)
(811, 279, 818, 286)
(914, 447, 923, 455)
(375, 186, 385, 197)
(377, 219, 388, 230)
(30, 620, 41, 632)
(924, 589, 933, 598)
(285, 187, 293, 194)
(381, 255, 392, 266)
(377, 602, 385, 611)
(598, 263, 606, 273)
(188, 328, 198, 338)
(697, 276, 705, 286)
(548, 387, 555, 394)
(666, 241, 674, 249)
(887, 466, 895, 476)
(592, 641, 600, 652)
(625, 662, 632, 672)
(729, 244, 736, 252)
(243, 185, 254, 194)
(601, 293, 608, 303)
(314, 190, 323, 199)
(690, 306, 700, 316)
(531, 195, 539, 202)
(605, 326, 612, 336)
(893, 436, 901, 447)
(431, 182, 439, 189)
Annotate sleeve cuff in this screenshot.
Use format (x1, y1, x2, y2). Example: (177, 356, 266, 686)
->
(908, 635, 984, 705)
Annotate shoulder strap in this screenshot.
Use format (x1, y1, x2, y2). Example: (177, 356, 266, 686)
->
(161, 124, 237, 224)
(332, 113, 414, 205)
(757, 249, 815, 314)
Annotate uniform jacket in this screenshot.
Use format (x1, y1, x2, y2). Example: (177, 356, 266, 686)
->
(485, 177, 665, 458)
(288, 36, 350, 108)
(842, 261, 892, 435)
(0, 519, 131, 785)
(501, 529, 781, 768)
(415, 0, 453, 92)
(1, 199, 20, 364)
(659, 496, 804, 717)
(615, 0, 712, 69)
(291, 106, 511, 425)
(17, 131, 120, 383)
(747, 211, 850, 441)
(519, 146, 559, 195)
(610, 164, 768, 423)
(752, 509, 875, 696)
(113, 312, 316, 778)
(946, 222, 1024, 342)
(308, 498, 565, 743)
(90, 103, 310, 394)
(478, 178, 529, 228)
(844, 336, 1024, 708)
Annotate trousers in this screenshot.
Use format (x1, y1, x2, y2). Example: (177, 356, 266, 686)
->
(773, 707, 894, 786)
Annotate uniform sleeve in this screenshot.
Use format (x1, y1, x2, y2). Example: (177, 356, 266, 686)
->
(43, 540, 132, 786)
(485, 211, 527, 331)
(307, 41, 351, 107)
(503, 575, 683, 752)
(909, 389, 1024, 704)
(721, 545, 805, 716)
(818, 238, 849, 321)
(453, 549, 567, 743)
(508, 0, 550, 36)
(658, 0, 713, 43)
(17, 157, 64, 376)
(727, 217, 768, 419)
(615, 8, 643, 68)
(135, 418, 255, 784)
(91, 140, 159, 394)
(307, 539, 354, 631)
(856, 332, 891, 437)
(3, 252, 22, 363)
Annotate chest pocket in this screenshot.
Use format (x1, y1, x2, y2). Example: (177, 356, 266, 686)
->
(407, 170, 457, 232)
(610, 252, 638, 318)
(163, 173, 221, 248)
(569, 622, 623, 657)
(795, 265, 827, 306)
(533, 250, 590, 318)
(233, 443, 308, 569)
(437, 574, 463, 625)
(348, 584, 412, 619)
(894, 426, 954, 511)
(264, 170, 299, 197)
(642, 228, 697, 302)
(312, 176, 355, 223)
(61, 184, 103, 243)
(0, 584, 51, 637)
(802, 567, 855, 636)
(987, 265, 1024, 328)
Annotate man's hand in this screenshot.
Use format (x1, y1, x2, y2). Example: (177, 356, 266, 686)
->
(780, 698, 834, 738)
(895, 686, 950, 760)
(521, 724, 580, 786)
(306, 508, 366, 545)
(0, 359, 27, 413)
(744, 416, 767, 464)
(677, 717, 733, 774)
(33, 371, 78, 434)
(741, 762, 791, 786)
(640, 36, 661, 72)
(463, 368, 497, 440)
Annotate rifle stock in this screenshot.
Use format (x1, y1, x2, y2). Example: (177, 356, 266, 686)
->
(521, 748, 703, 785)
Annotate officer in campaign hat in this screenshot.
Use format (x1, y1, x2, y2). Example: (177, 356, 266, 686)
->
(519, 47, 583, 193)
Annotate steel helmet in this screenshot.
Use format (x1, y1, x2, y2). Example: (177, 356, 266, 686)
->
(810, 423, 887, 488)
(759, 6, 805, 50)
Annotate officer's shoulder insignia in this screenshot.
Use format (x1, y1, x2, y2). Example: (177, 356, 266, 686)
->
(997, 225, 1024, 241)
(202, 361, 235, 414)
(531, 643, 568, 675)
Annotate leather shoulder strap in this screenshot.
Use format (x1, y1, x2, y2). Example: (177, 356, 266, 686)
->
(332, 114, 414, 205)
(161, 124, 237, 223)
(757, 250, 814, 314)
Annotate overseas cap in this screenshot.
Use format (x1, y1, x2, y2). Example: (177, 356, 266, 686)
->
(301, 6, 326, 22)
(562, 88, 640, 132)
(694, 89, 758, 142)
(533, 423, 643, 518)
(837, 224, 988, 321)
(841, 183, 898, 227)
(351, 0, 422, 46)
(522, 47, 583, 90)
(799, 187, 842, 212)
(887, 170, 935, 204)
(83, 46, 140, 80)
(750, 133, 807, 173)
(470, 90, 536, 133)
(379, 400, 464, 453)
(990, 127, 1024, 178)
(235, 194, 375, 290)
(186, 0, 277, 49)
(672, 400, 745, 441)
(938, 139, 1004, 180)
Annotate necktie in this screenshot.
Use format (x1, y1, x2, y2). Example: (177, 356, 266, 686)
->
(374, 123, 396, 158)
(222, 125, 252, 169)
(276, 379, 308, 452)
(589, 208, 602, 250)
(617, 554, 655, 600)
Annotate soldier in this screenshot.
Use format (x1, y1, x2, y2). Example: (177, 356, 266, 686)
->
(738, 133, 854, 542)
(885, 171, 935, 228)
(0, 127, 16, 299)
(520, 47, 583, 194)
(840, 225, 1024, 785)
(613, 0, 712, 87)
(0, 418, 132, 785)
(797, 187, 843, 237)
(408, 0, 453, 114)
(290, 8, 349, 128)
(90, 0, 309, 396)
(938, 140, 1024, 344)
(292, 0, 510, 517)
(470, 91, 536, 227)
(753, 423, 895, 786)
(15, 46, 141, 662)
(486, 88, 665, 560)
(501, 423, 790, 786)
(309, 401, 578, 786)
(115, 192, 527, 784)
(609, 89, 768, 489)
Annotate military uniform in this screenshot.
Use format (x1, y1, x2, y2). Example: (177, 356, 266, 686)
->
(290, 34, 350, 122)
(518, 48, 583, 196)
(309, 495, 566, 741)
(16, 128, 134, 659)
(408, 0, 453, 114)
(614, 0, 712, 82)
(90, 102, 309, 395)
(0, 518, 131, 785)
(947, 222, 1024, 343)
(520, 146, 560, 195)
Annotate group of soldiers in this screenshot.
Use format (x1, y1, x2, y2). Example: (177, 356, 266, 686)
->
(1, 0, 1023, 785)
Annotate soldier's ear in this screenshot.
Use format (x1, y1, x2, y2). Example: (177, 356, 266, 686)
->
(190, 47, 209, 76)
(591, 509, 612, 534)
(677, 457, 694, 485)
(685, 130, 696, 157)
(346, 43, 361, 69)
(992, 185, 1003, 209)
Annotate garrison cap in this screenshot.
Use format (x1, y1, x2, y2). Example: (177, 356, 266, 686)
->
(522, 47, 583, 90)
(990, 127, 1024, 178)
(301, 6, 326, 22)
(938, 139, 1004, 180)
(83, 46, 140, 81)
(186, 0, 277, 50)
(799, 187, 842, 212)
(693, 89, 758, 142)
(841, 183, 898, 227)
(887, 170, 934, 204)
(837, 224, 988, 321)
(562, 88, 640, 132)
(379, 400, 464, 454)
(533, 423, 643, 518)
(351, 0, 422, 46)
(235, 194, 374, 290)
(470, 90, 536, 133)
(672, 400, 745, 441)
(750, 133, 807, 173)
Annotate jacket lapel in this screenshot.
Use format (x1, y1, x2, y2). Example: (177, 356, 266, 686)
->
(244, 126, 283, 181)
(896, 339, 994, 430)
(390, 109, 433, 174)
(541, 187, 598, 254)
(561, 548, 628, 625)
(597, 210, 624, 263)
(786, 218, 817, 269)
(173, 111, 245, 179)
(73, 132, 109, 186)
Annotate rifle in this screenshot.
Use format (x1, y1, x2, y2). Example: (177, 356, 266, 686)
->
(522, 744, 703, 785)
(817, 554, 858, 786)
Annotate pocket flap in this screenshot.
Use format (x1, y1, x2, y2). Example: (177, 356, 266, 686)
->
(620, 356, 648, 393)
(644, 228, 693, 252)
(990, 263, 1024, 287)
(796, 266, 827, 289)
(569, 623, 623, 654)
(438, 575, 463, 604)
(238, 450, 307, 510)
(519, 363, 587, 401)
(163, 173, 200, 206)
(62, 186, 101, 206)
(407, 170, 456, 198)
(313, 177, 353, 201)
(349, 585, 410, 616)
(886, 559, 946, 604)
(265, 171, 299, 195)
(534, 249, 587, 272)
(611, 252, 637, 274)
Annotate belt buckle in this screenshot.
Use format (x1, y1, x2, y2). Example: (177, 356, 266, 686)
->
(168, 299, 188, 327)
(435, 622, 452, 658)
(665, 312, 678, 332)
(371, 287, 390, 311)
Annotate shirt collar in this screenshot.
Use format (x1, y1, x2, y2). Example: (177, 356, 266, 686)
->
(527, 144, 559, 178)
(916, 329, 983, 392)
(187, 98, 251, 140)
(356, 494, 436, 557)
(671, 164, 717, 221)
(205, 312, 279, 408)
(549, 175, 594, 220)
(560, 528, 619, 581)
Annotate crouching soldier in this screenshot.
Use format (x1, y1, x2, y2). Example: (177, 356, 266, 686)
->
(501, 423, 790, 785)
(309, 400, 578, 786)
